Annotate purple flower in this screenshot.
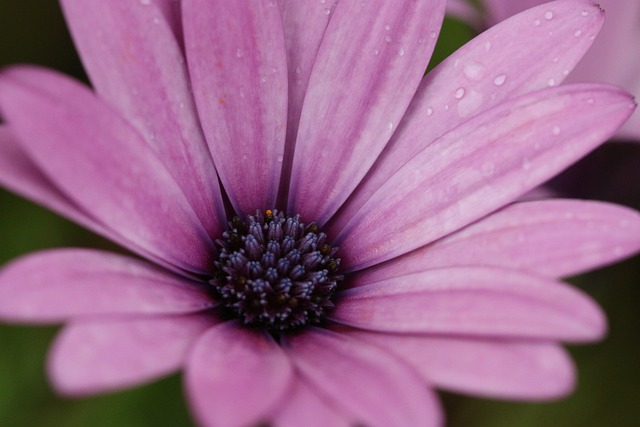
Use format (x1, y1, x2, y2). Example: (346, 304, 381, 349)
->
(448, 0, 640, 141)
(0, 0, 639, 426)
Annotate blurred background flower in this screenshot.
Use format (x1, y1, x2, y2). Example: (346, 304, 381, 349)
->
(0, 1, 639, 426)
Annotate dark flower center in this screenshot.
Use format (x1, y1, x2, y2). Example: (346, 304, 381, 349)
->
(210, 209, 342, 333)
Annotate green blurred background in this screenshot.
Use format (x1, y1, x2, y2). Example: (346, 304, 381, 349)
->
(0, 2, 639, 426)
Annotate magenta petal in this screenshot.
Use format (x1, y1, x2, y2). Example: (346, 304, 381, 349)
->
(286, 328, 442, 427)
(0, 67, 214, 272)
(356, 199, 640, 282)
(186, 322, 293, 427)
(61, 0, 226, 237)
(0, 126, 101, 233)
(48, 314, 214, 396)
(350, 331, 575, 401)
(288, 0, 446, 224)
(333, 0, 606, 233)
(184, 0, 288, 213)
(0, 249, 214, 323)
(332, 267, 606, 342)
(276, 0, 337, 204)
(335, 84, 635, 271)
(271, 379, 351, 427)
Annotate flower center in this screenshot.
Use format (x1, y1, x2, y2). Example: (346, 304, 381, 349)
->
(210, 209, 342, 333)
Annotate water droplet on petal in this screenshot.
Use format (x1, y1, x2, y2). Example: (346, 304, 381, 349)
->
(324, 8, 331, 14)
(387, 121, 394, 132)
(574, 30, 582, 37)
(587, 98, 595, 105)
(454, 87, 465, 99)
(236, 48, 244, 58)
(429, 31, 437, 38)
(544, 11, 554, 20)
(277, 154, 284, 162)
(581, 9, 589, 16)
(547, 78, 556, 86)
(522, 158, 532, 170)
(385, 35, 392, 43)
(533, 19, 541, 26)
(398, 47, 405, 56)
(384, 24, 391, 31)
(484, 41, 491, 51)
(552, 57, 559, 63)
(372, 48, 380, 55)
(139, 0, 151, 5)
(426, 107, 433, 116)
(463, 61, 487, 81)
(295, 66, 302, 74)
(552, 125, 561, 135)
(493, 74, 507, 86)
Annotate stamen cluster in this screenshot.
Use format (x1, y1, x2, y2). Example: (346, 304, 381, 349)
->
(211, 210, 342, 333)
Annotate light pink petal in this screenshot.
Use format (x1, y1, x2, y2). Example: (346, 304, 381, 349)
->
(0, 249, 214, 323)
(356, 199, 640, 283)
(271, 379, 351, 427)
(0, 126, 101, 233)
(285, 328, 442, 427)
(335, 84, 635, 271)
(48, 314, 215, 396)
(186, 322, 293, 427)
(61, 0, 226, 238)
(0, 67, 214, 273)
(349, 331, 575, 401)
(276, 0, 337, 205)
(332, 267, 606, 342)
(332, 0, 606, 233)
(184, 0, 288, 213)
(287, 0, 446, 224)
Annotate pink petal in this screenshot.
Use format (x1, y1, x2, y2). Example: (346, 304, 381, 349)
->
(285, 328, 442, 427)
(0, 67, 214, 273)
(355, 199, 640, 283)
(186, 321, 293, 427)
(276, 0, 337, 205)
(335, 84, 635, 271)
(271, 379, 352, 427)
(288, 0, 446, 224)
(349, 331, 575, 401)
(332, 267, 606, 342)
(0, 249, 214, 323)
(48, 314, 215, 396)
(183, 0, 288, 214)
(332, 0, 606, 233)
(61, 0, 226, 237)
(0, 126, 100, 233)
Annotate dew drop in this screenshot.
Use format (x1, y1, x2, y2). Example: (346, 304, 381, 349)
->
(552, 125, 561, 135)
(552, 57, 559, 63)
(429, 31, 437, 38)
(387, 121, 394, 132)
(320, 0, 326, 3)
(587, 98, 595, 105)
(236, 48, 244, 58)
(139, 0, 151, 5)
(574, 30, 582, 37)
(454, 87, 465, 99)
(385, 35, 392, 43)
(544, 10, 554, 20)
(581, 9, 589, 16)
(324, 8, 331, 15)
(484, 41, 491, 51)
(398, 47, 405, 56)
(384, 24, 391, 31)
(547, 78, 556, 87)
(372, 48, 380, 55)
(493, 74, 507, 86)
(444, 104, 450, 111)
(463, 61, 487, 81)
(522, 158, 532, 170)
(533, 19, 541, 26)
(563, 69, 570, 76)
(426, 107, 433, 116)
(295, 66, 302, 74)
(277, 154, 284, 162)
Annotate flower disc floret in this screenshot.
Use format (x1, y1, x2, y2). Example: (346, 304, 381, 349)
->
(211, 210, 342, 333)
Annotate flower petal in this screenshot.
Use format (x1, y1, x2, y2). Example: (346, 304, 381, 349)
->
(183, 0, 288, 213)
(332, 267, 606, 342)
(355, 199, 640, 283)
(349, 331, 575, 401)
(48, 314, 214, 396)
(0, 249, 214, 323)
(186, 321, 293, 427)
(0, 126, 99, 232)
(271, 379, 351, 427)
(332, 0, 606, 233)
(287, 0, 446, 224)
(335, 84, 635, 271)
(285, 328, 442, 427)
(0, 66, 214, 272)
(276, 0, 337, 205)
(61, 0, 226, 238)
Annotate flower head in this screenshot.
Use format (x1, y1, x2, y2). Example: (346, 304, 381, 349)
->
(0, 1, 639, 426)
